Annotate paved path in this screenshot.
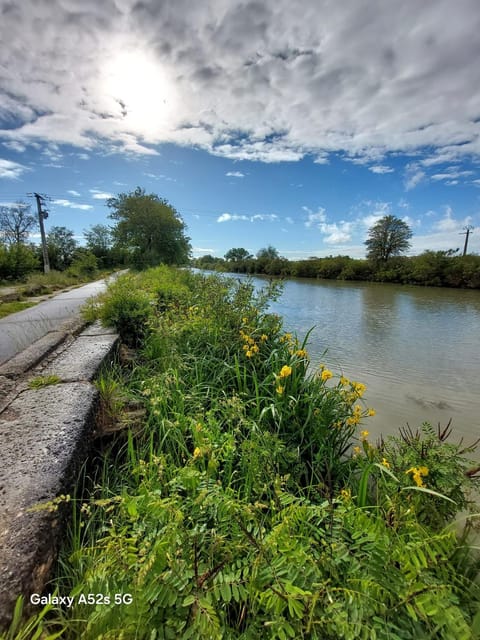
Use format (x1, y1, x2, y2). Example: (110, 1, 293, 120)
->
(0, 278, 108, 365)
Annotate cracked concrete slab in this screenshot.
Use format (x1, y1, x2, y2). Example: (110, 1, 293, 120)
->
(41, 332, 119, 382)
(0, 383, 98, 626)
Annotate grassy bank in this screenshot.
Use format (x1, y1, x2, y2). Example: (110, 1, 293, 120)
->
(6, 267, 480, 639)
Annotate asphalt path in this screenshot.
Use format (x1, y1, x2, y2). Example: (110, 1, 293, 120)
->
(0, 278, 109, 365)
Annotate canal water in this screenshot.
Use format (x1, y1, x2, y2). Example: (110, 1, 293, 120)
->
(225, 273, 480, 450)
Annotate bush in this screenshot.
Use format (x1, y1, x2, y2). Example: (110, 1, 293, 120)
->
(97, 275, 154, 347)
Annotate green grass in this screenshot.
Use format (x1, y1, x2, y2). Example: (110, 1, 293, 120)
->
(28, 375, 61, 389)
(0, 300, 35, 318)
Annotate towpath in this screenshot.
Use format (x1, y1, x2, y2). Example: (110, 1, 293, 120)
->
(0, 278, 108, 365)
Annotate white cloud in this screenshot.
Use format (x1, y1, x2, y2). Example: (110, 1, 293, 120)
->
(369, 165, 394, 174)
(226, 171, 245, 178)
(2, 1, 479, 163)
(2, 141, 26, 153)
(303, 205, 326, 227)
(433, 206, 472, 232)
(217, 213, 248, 222)
(217, 212, 277, 223)
(0, 158, 29, 179)
(67, 189, 81, 196)
(53, 198, 93, 210)
(90, 189, 113, 199)
(404, 163, 426, 191)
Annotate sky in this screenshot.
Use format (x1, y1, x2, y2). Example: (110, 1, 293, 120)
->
(1, 0, 480, 259)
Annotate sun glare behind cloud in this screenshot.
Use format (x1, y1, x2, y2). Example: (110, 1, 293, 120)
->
(101, 50, 177, 134)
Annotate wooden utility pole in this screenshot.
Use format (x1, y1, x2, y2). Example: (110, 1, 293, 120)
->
(32, 192, 50, 273)
(460, 225, 474, 257)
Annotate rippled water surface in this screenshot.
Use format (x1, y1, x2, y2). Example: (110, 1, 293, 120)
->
(227, 273, 480, 448)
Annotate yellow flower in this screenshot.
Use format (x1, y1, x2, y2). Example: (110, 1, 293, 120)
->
(381, 458, 390, 468)
(245, 350, 253, 358)
(353, 446, 362, 456)
(351, 381, 367, 397)
(276, 385, 285, 395)
(279, 365, 292, 378)
(405, 466, 429, 487)
(252, 343, 259, 353)
(340, 488, 351, 501)
(360, 430, 369, 440)
(193, 447, 202, 459)
(242, 317, 248, 324)
(339, 376, 350, 386)
(366, 408, 376, 417)
(260, 334, 268, 342)
(321, 369, 333, 382)
(296, 349, 308, 358)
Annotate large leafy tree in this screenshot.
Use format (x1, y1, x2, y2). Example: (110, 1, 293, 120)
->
(365, 215, 412, 262)
(224, 247, 252, 261)
(0, 202, 36, 245)
(47, 226, 77, 270)
(108, 187, 191, 268)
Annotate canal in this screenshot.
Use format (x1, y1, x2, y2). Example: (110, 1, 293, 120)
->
(229, 273, 480, 448)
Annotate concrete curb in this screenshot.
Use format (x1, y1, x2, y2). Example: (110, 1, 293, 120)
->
(0, 321, 119, 628)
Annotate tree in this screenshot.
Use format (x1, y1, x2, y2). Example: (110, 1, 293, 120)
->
(0, 202, 37, 245)
(84, 224, 113, 267)
(256, 245, 279, 260)
(47, 226, 77, 270)
(365, 215, 412, 262)
(108, 187, 191, 268)
(224, 248, 252, 261)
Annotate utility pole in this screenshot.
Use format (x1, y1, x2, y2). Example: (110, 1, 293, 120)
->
(460, 225, 474, 257)
(30, 192, 50, 273)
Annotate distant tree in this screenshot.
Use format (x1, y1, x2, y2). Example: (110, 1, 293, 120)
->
(0, 202, 37, 245)
(84, 224, 113, 267)
(108, 187, 191, 268)
(365, 215, 412, 262)
(47, 226, 77, 270)
(224, 248, 252, 261)
(256, 245, 279, 260)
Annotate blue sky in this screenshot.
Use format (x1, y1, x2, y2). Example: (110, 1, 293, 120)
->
(1, 0, 480, 259)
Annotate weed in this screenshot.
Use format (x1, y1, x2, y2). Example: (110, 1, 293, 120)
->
(28, 374, 61, 389)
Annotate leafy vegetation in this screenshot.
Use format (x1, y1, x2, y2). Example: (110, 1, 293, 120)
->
(195, 248, 480, 288)
(4, 267, 480, 639)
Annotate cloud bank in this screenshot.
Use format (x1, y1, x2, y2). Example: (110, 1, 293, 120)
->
(0, 0, 479, 168)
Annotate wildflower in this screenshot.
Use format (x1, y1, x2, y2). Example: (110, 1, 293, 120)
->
(351, 381, 367, 397)
(346, 416, 360, 426)
(242, 317, 248, 324)
(193, 447, 202, 459)
(251, 343, 259, 353)
(353, 446, 362, 456)
(279, 365, 292, 379)
(360, 430, 369, 440)
(340, 376, 350, 386)
(276, 385, 285, 395)
(260, 334, 268, 342)
(245, 350, 253, 358)
(340, 488, 351, 501)
(321, 369, 333, 382)
(296, 349, 308, 358)
(366, 408, 376, 417)
(381, 458, 390, 468)
(405, 466, 429, 487)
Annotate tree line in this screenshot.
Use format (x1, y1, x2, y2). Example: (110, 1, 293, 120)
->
(0, 187, 191, 281)
(195, 215, 480, 288)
